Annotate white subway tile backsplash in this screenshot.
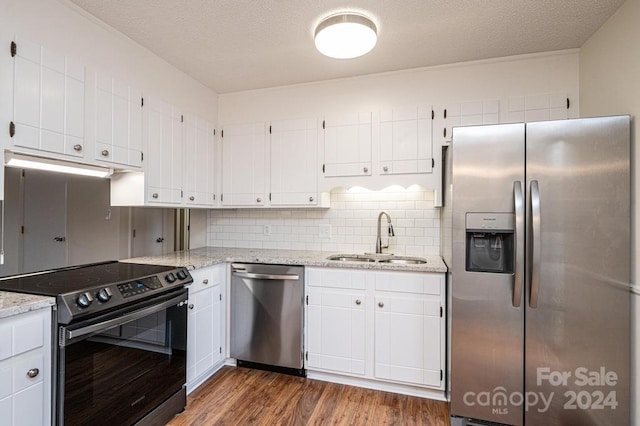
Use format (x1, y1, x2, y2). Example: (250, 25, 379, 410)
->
(207, 187, 440, 255)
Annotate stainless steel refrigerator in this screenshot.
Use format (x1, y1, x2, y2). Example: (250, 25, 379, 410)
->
(448, 116, 630, 426)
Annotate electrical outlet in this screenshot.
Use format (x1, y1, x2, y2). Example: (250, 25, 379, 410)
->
(319, 224, 332, 240)
(263, 225, 271, 236)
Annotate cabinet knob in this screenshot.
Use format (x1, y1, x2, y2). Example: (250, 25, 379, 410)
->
(27, 368, 39, 378)
(101, 149, 109, 157)
(309, 196, 314, 202)
(363, 167, 369, 173)
(383, 166, 389, 172)
(355, 299, 361, 305)
(378, 301, 384, 308)
(189, 196, 195, 201)
(203, 279, 209, 285)
(188, 304, 194, 310)
(256, 197, 262, 203)
(152, 193, 159, 199)
(73, 144, 82, 152)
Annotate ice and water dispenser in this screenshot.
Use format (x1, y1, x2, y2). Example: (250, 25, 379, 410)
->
(465, 213, 514, 273)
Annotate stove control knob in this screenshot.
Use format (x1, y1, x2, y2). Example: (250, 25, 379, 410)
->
(76, 292, 94, 309)
(176, 270, 188, 281)
(96, 288, 113, 303)
(165, 273, 177, 283)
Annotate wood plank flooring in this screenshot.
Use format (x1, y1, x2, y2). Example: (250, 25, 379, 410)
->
(167, 366, 450, 425)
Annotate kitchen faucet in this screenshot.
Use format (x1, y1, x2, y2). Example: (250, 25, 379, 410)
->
(376, 211, 395, 253)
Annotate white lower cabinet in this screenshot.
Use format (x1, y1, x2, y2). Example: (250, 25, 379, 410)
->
(305, 267, 445, 393)
(186, 264, 226, 393)
(0, 308, 52, 426)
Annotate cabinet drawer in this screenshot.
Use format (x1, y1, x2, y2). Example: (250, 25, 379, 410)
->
(13, 353, 44, 394)
(375, 272, 442, 295)
(0, 310, 45, 361)
(190, 265, 225, 293)
(306, 268, 370, 290)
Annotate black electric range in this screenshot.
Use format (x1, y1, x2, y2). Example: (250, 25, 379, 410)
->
(0, 260, 192, 324)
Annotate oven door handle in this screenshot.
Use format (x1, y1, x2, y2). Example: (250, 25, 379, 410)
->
(61, 292, 188, 346)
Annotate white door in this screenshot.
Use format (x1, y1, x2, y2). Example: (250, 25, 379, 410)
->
(131, 208, 174, 257)
(374, 293, 442, 387)
(323, 112, 372, 177)
(306, 287, 366, 375)
(270, 118, 318, 205)
(380, 106, 433, 175)
(22, 170, 67, 273)
(221, 123, 265, 206)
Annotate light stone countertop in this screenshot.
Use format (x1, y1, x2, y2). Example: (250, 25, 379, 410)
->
(122, 246, 447, 273)
(0, 291, 55, 320)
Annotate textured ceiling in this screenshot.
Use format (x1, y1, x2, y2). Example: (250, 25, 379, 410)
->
(68, 0, 625, 94)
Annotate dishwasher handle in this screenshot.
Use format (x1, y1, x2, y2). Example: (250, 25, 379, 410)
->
(233, 271, 300, 281)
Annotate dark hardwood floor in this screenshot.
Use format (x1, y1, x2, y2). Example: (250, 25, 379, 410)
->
(167, 366, 450, 425)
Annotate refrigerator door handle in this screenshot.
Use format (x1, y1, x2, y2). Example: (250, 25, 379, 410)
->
(513, 181, 524, 308)
(530, 180, 541, 308)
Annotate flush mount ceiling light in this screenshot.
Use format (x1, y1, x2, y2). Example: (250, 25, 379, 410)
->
(314, 13, 377, 59)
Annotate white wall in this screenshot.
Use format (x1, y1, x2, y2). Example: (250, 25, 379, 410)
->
(208, 186, 439, 255)
(580, 0, 640, 424)
(213, 51, 579, 253)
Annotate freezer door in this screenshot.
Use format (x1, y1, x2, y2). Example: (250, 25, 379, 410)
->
(450, 123, 526, 426)
(525, 116, 630, 425)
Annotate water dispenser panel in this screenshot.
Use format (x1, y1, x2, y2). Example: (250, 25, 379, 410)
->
(465, 213, 514, 274)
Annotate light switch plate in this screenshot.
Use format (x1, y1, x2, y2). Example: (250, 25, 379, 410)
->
(319, 224, 331, 239)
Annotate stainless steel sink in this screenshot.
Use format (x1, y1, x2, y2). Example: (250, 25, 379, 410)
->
(378, 257, 427, 265)
(327, 255, 376, 262)
(326, 254, 427, 264)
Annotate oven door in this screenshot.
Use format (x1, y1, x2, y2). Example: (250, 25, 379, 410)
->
(57, 288, 188, 425)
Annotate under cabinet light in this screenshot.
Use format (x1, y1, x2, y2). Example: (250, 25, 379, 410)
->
(5, 152, 113, 178)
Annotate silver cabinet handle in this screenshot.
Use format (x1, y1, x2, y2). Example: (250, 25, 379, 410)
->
(27, 368, 39, 378)
(378, 302, 384, 308)
(256, 197, 262, 203)
(309, 196, 314, 202)
(203, 279, 209, 285)
(188, 304, 194, 310)
(355, 299, 361, 305)
(189, 196, 195, 201)
(383, 166, 389, 172)
(101, 149, 109, 157)
(73, 144, 82, 152)
(233, 271, 299, 281)
(513, 181, 524, 308)
(363, 167, 369, 173)
(152, 193, 159, 199)
(529, 180, 541, 308)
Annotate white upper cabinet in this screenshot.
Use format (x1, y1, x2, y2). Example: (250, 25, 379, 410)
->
(435, 99, 500, 144)
(322, 112, 372, 177)
(221, 122, 266, 207)
(145, 97, 183, 204)
(505, 93, 570, 123)
(184, 114, 216, 207)
(380, 106, 433, 175)
(11, 36, 85, 158)
(94, 73, 142, 168)
(270, 117, 319, 206)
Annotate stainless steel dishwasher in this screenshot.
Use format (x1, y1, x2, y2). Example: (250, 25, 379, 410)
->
(230, 263, 305, 376)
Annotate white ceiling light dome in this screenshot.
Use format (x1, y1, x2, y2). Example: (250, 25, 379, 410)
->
(314, 13, 377, 59)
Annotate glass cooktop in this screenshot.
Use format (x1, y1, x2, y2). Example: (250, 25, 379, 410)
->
(0, 261, 176, 296)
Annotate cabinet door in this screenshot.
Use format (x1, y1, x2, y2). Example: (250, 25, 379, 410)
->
(211, 284, 223, 365)
(306, 287, 366, 375)
(95, 73, 143, 167)
(323, 112, 372, 177)
(380, 106, 433, 175)
(184, 115, 216, 206)
(145, 98, 182, 204)
(221, 123, 266, 206)
(505, 93, 569, 123)
(270, 118, 318, 206)
(437, 99, 501, 144)
(374, 294, 442, 388)
(12, 36, 85, 158)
